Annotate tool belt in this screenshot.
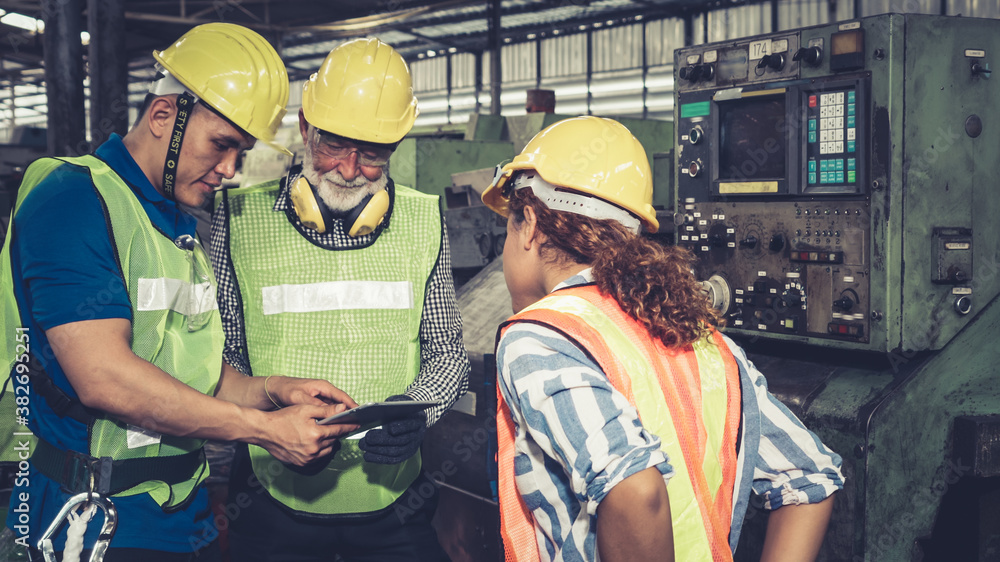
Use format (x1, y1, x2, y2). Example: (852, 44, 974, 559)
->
(31, 437, 204, 497)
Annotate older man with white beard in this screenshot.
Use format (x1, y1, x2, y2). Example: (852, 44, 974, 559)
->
(209, 38, 469, 562)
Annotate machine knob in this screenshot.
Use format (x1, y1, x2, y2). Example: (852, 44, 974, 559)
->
(955, 295, 973, 315)
(739, 235, 758, 249)
(781, 289, 803, 308)
(768, 233, 786, 253)
(687, 159, 703, 178)
(756, 53, 786, 71)
(689, 126, 704, 145)
(699, 63, 715, 80)
(699, 274, 732, 315)
(834, 297, 855, 312)
(971, 62, 992, 78)
(792, 46, 823, 66)
(679, 65, 702, 81)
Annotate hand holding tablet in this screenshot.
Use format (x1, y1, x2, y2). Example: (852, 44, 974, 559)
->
(317, 400, 440, 427)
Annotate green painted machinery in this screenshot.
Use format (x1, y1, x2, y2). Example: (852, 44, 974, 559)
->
(675, 13, 1000, 561)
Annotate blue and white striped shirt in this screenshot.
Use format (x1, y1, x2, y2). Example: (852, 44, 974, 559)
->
(496, 269, 844, 561)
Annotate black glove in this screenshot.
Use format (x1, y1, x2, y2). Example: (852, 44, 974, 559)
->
(358, 394, 428, 465)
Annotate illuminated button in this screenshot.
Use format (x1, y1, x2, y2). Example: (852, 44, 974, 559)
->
(808, 172, 817, 184)
(784, 318, 796, 330)
(835, 159, 844, 170)
(809, 95, 817, 107)
(847, 115, 856, 128)
(810, 252, 819, 260)
(808, 160, 817, 172)
(839, 324, 849, 334)
(809, 118, 817, 131)
(847, 140, 856, 152)
(847, 158, 856, 170)
(809, 131, 817, 143)
(848, 171, 856, 182)
(848, 103, 856, 116)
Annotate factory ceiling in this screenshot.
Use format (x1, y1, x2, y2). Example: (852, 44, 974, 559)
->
(0, 0, 755, 83)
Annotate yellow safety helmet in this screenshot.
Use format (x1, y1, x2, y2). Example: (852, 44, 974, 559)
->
(482, 116, 659, 232)
(153, 22, 291, 155)
(302, 38, 418, 145)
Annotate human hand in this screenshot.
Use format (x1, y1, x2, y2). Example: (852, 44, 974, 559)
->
(358, 395, 428, 464)
(267, 376, 359, 410)
(254, 403, 358, 466)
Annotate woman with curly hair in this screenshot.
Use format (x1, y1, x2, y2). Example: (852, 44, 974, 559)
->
(482, 116, 844, 562)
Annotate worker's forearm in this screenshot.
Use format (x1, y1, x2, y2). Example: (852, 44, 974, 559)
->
(48, 319, 269, 442)
(78, 350, 269, 442)
(760, 495, 836, 562)
(214, 362, 273, 410)
(596, 466, 674, 562)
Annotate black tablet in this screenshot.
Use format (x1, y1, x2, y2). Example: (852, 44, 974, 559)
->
(317, 400, 439, 426)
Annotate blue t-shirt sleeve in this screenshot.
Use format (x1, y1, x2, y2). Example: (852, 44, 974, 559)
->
(14, 165, 131, 329)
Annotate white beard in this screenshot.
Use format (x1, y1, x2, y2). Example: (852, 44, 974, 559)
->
(301, 149, 388, 212)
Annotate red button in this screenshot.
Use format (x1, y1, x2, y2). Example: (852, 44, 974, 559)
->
(809, 95, 817, 107)
(838, 324, 848, 334)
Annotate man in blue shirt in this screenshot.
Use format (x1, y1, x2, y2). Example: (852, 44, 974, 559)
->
(1, 23, 358, 561)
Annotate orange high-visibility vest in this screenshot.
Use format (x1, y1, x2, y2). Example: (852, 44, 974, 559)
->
(496, 285, 741, 561)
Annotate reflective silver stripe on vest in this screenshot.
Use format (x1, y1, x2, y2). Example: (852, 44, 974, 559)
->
(261, 281, 414, 315)
(137, 278, 218, 315)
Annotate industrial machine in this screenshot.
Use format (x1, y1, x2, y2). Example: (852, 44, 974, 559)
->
(674, 13, 1000, 561)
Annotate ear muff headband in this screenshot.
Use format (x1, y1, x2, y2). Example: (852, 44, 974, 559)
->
(289, 176, 388, 237)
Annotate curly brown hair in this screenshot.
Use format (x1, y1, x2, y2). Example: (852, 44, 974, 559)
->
(507, 187, 722, 348)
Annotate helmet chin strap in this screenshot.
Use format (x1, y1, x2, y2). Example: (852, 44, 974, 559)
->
(160, 91, 196, 201)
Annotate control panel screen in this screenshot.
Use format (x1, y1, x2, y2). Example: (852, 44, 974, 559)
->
(803, 87, 861, 194)
(718, 95, 787, 181)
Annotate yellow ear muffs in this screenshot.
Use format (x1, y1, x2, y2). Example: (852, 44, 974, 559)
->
(346, 189, 390, 237)
(290, 176, 327, 233)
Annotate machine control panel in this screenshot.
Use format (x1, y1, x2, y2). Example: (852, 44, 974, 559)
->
(676, 26, 874, 347)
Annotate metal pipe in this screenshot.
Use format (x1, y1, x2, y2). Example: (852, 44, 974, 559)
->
(488, 0, 501, 115)
(88, 0, 128, 150)
(42, 0, 86, 156)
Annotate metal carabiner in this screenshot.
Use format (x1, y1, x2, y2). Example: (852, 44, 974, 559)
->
(37, 493, 118, 562)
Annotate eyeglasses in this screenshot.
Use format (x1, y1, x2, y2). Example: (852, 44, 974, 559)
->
(313, 131, 394, 167)
(174, 235, 216, 332)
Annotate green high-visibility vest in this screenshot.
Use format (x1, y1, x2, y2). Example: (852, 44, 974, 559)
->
(0, 155, 223, 508)
(224, 180, 441, 515)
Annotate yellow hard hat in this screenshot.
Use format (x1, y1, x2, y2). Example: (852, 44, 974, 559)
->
(153, 23, 291, 155)
(302, 38, 418, 144)
(482, 116, 659, 232)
